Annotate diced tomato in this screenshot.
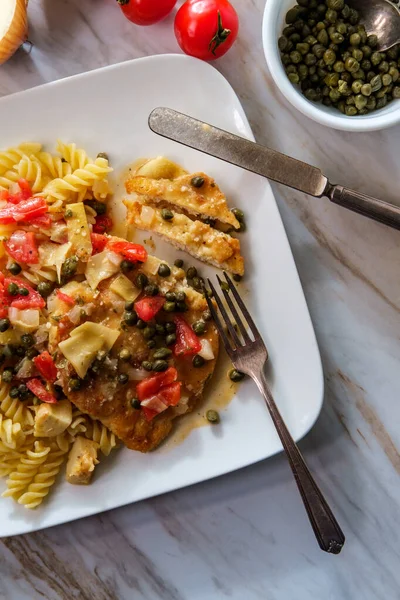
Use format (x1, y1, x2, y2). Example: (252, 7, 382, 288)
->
(142, 407, 159, 422)
(26, 378, 57, 404)
(91, 233, 108, 254)
(5, 230, 39, 264)
(135, 296, 165, 322)
(173, 316, 202, 356)
(28, 214, 52, 228)
(0, 190, 9, 201)
(158, 381, 182, 407)
(107, 240, 147, 263)
(93, 214, 113, 234)
(0, 197, 48, 224)
(136, 367, 178, 401)
(56, 289, 75, 305)
(33, 351, 58, 383)
(16, 179, 33, 200)
(0, 283, 8, 318)
(4, 276, 45, 309)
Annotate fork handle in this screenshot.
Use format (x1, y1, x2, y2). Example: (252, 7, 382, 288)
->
(254, 368, 345, 554)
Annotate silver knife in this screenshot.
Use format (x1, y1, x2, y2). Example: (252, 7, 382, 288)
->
(148, 107, 400, 231)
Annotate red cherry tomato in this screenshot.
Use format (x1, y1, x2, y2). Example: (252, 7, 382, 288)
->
(33, 352, 58, 383)
(117, 0, 177, 26)
(5, 230, 39, 264)
(134, 295, 165, 322)
(174, 0, 239, 60)
(173, 315, 202, 356)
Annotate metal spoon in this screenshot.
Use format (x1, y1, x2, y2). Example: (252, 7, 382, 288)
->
(349, 0, 400, 50)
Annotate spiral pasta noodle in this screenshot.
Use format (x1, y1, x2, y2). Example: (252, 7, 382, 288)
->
(18, 443, 68, 508)
(85, 419, 117, 457)
(0, 384, 34, 430)
(0, 143, 42, 175)
(2, 441, 50, 500)
(56, 140, 91, 172)
(37, 151, 72, 180)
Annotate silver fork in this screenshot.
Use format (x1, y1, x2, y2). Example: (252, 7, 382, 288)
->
(205, 273, 345, 555)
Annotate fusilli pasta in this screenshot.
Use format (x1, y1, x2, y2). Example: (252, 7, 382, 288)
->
(18, 443, 68, 508)
(2, 441, 50, 500)
(85, 419, 117, 457)
(0, 143, 42, 175)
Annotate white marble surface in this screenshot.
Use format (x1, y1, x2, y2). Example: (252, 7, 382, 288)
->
(1, 1, 400, 598)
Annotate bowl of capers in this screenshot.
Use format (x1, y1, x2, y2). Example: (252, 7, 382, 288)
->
(263, 0, 400, 131)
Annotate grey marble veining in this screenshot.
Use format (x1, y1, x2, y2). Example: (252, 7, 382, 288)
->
(1, 0, 400, 598)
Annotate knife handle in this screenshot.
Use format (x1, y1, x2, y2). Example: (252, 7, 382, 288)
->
(327, 184, 400, 231)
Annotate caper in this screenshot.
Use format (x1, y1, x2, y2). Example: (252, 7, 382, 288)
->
(136, 319, 146, 330)
(69, 378, 81, 391)
(206, 410, 220, 424)
(64, 209, 73, 219)
(393, 86, 400, 98)
(158, 264, 171, 278)
(333, 61, 345, 73)
(165, 322, 176, 333)
(2, 368, 14, 383)
(176, 301, 188, 312)
(360, 83, 372, 96)
(345, 105, 357, 116)
(326, 8, 337, 23)
(9, 386, 19, 398)
(345, 57, 359, 72)
(165, 292, 176, 302)
(278, 36, 289, 52)
(174, 259, 184, 269)
(37, 281, 53, 298)
(153, 360, 168, 372)
(21, 334, 34, 347)
(229, 369, 245, 382)
(17, 383, 30, 399)
(176, 291, 186, 302)
(367, 34, 378, 48)
(144, 283, 159, 296)
(233, 274, 242, 282)
(143, 326, 156, 340)
(155, 324, 165, 336)
(193, 355, 205, 368)
(166, 333, 176, 346)
(119, 349, 131, 361)
(131, 398, 141, 409)
(7, 282, 19, 296)
(26, 347, 38, 360)
(15, 346, 26, 357)
(135, 273, 148, 289)
(382, 73, 392, 86)
(191, 176, 205, 188)
(18, 287, 29, 297)
(186, 266, 197, 279)
(370, 74, 382, 92)
(8, 262, 21, 275)
(163, 301, 176, 313)
(161, 208, 174, 221)
(142, 361, 153, 371)
(97, 152, 109, 161)
(61, 256, 78, 279)
(351, 79, 363, 94)
(192, 321, 206, 335)
(202, 310, 212, 322)
(285, 6, 301, 24)
(121, 260, 135, 274)
(355, 94, 367, 110)
(192, 277, 203, 290)
(124, 311, 138, 326)
(325, 72, 339, 87)
(371, 51, 382, 66)
(153, 348, 172, 359)
(0, 318, 10, 333)
(147, 339, 156, 349)
(118, 373, 129, 385)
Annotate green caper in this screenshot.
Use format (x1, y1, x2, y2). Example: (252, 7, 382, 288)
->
(161, 208, 174, 221)
(186, 266, 197, 279)
(393, 86, 400, 98)
(345, 57, 359, 72)
(37, 281, 53, 298)
(166, 333, 176, 346)
(0, 318, 10, 333)
(7, 282, 19, 296)
(174, 259, 184, 269)
(333, 61, 345, 73)
(135, 273, 148, 289)
(296, 42, 310, 56)
(325, 72, 339, 87)
(124, 311, 138, 326)
(147, 339, 156, 349)
(229, 369, 245, 382)
(158, 264, 171, 278)
(18, 287, 29, 297)
(192, 321, 206, 335)
(193, 355, 205, 368)
(206, 410, 220, 424)
(61, 256, 78, 279)
(155, 323, 166, 335)
(142, 361, 153, 371)
(2, 368, 14, 383)
(9, 386, 19, 398)
(351, 79, 363, 94)
(345, 105, 358, 116)
(119, 349, 131, 361)
(118, 373, 129, 385)
(317, 29, 328, 45)
(121, 260, 135, 274)
(21, 334, 34, 347)
(176, 291, 186, 302)
(165, 321, 176, 333)
(370, 74, 382, 92)
(382, 73, 392, 86)
(325, 8, 337, 23)
(202, 310, 212, 322)
(64, 209, 73, 219)
(18, 383, 30, 400)
(354, 94, 367, 110)
(15, 346, 26, 357)
(97, 152, 109, 161)
(278, 36, 289, 52)
(191, 176, 205, 188)
(125, 301, 134, 311)
(69, 378, 81, 391)
(176, 301, 188, 312)
(136, 319, 146, 330)
(153, 348, 172, 359)
(330, 32, 344, 45)
(192, 277, 203, 290)
(163, 301, 176, 313)
(131, 398, 141, 409)
(165, 292, 176, 302)
(8, 262, 21, 275)
(371, 51, 382, 66)
(144, 283, 159, 296)
(349, 32, 361, 46)
(143, 326, 156, 340)
(361, 83, 372, 96)
(290, 50, 302, 64)
(285, 6, 301, 24)
(368, 34, 378, 48)
(153, 360, 168, 372)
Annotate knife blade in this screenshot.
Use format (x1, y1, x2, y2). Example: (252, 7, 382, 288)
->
(148, 107, 400, 231)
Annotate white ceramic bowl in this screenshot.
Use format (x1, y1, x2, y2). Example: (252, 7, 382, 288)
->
(262, 0, 400, 131)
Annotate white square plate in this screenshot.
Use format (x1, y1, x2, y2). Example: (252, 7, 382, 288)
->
(0, 55, 323, 537)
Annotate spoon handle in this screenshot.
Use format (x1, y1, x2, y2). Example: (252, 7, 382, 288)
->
(326, 184, 400, 230)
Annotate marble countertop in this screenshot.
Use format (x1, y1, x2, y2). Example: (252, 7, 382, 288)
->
(1, 1, 400, 598)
